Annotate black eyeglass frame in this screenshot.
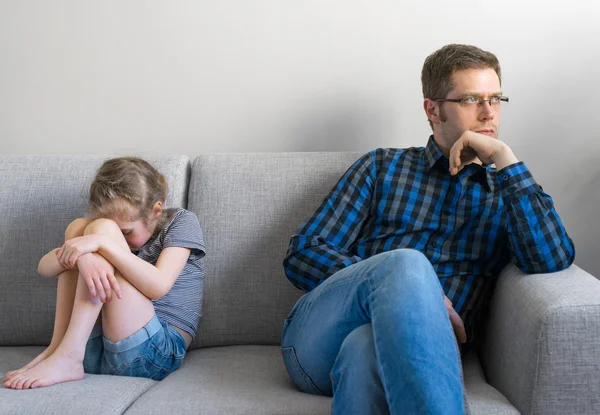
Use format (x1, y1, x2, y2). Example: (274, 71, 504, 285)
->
(434, 96, 509, 107)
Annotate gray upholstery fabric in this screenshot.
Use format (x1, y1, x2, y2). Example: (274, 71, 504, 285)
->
(125, 345, 518, 415)
(187, 152, 362, 348)
(481, 264, 600, 415)
(0, 346, 156, 414)
(125, 346, 331, 415)
(462, 352, 520, 415)
(0, 155, 190, 346)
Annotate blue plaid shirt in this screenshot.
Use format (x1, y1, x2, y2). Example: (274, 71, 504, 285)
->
(284, 136, 575, 340)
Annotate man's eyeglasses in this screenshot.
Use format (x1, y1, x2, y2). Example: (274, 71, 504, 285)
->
(435, 96, 509, 108)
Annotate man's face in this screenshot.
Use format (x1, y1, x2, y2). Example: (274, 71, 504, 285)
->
(432, 68, 502, 153)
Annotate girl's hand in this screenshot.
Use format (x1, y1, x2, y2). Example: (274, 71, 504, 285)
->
(56, 235, 106, 269)
(76, 253, 122, 302)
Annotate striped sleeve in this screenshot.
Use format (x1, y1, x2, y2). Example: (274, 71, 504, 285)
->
(498, 162, 575, 273)
(162, 210, 206, 261)
(283, 151, 377, 291)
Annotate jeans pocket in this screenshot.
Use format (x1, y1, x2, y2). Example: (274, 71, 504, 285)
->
(281, 347, 325, 396)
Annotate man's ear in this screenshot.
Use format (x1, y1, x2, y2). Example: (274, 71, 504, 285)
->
(424, 98, 441, 125)
(151, 201, 163, 218)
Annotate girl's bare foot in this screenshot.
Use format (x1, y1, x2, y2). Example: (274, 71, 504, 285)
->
(3, 346, 57, 382)
(4, 352, 84, 390)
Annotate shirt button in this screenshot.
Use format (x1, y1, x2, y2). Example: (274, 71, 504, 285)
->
(502, 174, 509, 181)
(508, 186, 516, 193)
(432, 242, 437, 248)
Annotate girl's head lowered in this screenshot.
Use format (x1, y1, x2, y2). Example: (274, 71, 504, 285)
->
(89, 157, 168, 249)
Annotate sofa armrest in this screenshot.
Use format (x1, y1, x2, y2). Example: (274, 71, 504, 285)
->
(480, 264, 600, 415)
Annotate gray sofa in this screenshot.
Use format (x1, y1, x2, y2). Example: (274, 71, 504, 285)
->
(1, 154, 599, 415)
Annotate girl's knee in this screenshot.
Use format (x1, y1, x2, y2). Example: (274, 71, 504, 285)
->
(83, 219, 129, 250)
(65, 218, 94, 240)
(84, 218, 120, 234)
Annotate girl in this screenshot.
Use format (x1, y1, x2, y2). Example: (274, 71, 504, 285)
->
(3, 157, 205, 389)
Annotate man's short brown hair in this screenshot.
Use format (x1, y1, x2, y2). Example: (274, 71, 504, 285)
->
(421, 44, 501, 129)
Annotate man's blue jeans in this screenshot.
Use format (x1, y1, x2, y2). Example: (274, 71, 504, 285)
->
(281, 249, 465, 415)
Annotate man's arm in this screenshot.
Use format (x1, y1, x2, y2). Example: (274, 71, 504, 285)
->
(496, 160, 575, 272)
(283, 151, 377, 291)
(450, 131, 575, 272)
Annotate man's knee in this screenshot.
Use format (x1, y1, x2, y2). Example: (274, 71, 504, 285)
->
(374, 248, 438, 288)
(380, 248, 429, 268)
(331, 324, 377, 384)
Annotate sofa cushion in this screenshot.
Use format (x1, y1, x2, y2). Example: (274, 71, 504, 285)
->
(0, 155, 190, 346)
(462, 352, 519, 414)
(123, 345, 518, 415)
(0, 346, 156, 414)
(126, 346, 331, 415)
(188, 152, 361, 348)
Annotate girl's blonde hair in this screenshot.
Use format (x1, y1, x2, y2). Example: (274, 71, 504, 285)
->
(89, 157, 169, 234)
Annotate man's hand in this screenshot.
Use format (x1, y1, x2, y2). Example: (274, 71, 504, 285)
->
(76, 253, 122, 303)
(444, 295, 467, 344)
(449, 130, 518, 175)
(56, 234, 107, 269)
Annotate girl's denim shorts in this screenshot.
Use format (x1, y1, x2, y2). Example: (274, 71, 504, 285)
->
(83, 314, 188, 381)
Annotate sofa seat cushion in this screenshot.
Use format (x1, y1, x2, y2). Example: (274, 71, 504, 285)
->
(126, 345, 331, 415)
(0, 346, 156, 415)
(125, 345, 518, 415)
(462, 351, 519, 414)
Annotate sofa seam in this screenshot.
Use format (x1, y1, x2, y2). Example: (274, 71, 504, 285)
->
(119, 380, 159, 414)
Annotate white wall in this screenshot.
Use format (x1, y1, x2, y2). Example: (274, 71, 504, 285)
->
(1, 1, 599, 277)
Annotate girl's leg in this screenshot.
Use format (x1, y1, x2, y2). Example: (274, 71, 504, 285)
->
(3, 269, 78, 381)
(3, 219, 92, 383)
(7, 219, 156, 390)
(83, 219, 156, 344)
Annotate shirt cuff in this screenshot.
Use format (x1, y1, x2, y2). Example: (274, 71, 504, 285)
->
(495, 161, 539, 198)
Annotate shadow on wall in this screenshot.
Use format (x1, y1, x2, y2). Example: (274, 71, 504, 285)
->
(287, 94, 394, 152)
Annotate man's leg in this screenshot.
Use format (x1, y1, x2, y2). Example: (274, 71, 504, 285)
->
(331, 324, 389, 415)
(281, 249, 464, 415)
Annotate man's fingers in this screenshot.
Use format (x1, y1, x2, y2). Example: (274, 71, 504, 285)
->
(448, 308, 467, 343)
(449, 140, 465, 176)
(444, 295, 467, 343)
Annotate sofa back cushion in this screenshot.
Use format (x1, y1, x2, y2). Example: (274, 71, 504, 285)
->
(0, 155, 190, 346)
(188, 152, 361, 348)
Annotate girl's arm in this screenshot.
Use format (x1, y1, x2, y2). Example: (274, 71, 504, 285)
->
(98, 239, 191, 300)
(38, 248, 68, 277)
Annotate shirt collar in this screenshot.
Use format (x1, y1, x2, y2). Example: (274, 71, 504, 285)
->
(423, 135, 492, 191)
(424, 135, 447, 173)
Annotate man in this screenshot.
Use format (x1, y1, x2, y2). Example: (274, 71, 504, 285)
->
(281, 44, 575, 415)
